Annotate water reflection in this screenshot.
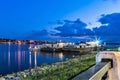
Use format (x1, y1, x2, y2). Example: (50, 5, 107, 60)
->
(58, 52, 63, 60)
(0, 44, 80, 75)
(18, 44, 21, 70)
(29, 52, 32, 68)
(34, 51, 37, 68)
(8, 43, 10, 66)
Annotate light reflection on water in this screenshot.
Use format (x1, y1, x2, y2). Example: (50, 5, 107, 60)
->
(34, 51, 37, 68)
(18, 44, 21, 70)
(0, 44, 78, 75)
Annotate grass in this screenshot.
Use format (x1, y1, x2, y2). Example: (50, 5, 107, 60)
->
(21, 54, 95, 80)
(106, 48, 118, 51)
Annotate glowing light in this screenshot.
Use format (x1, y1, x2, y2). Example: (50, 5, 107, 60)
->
(18, 40, 21, 44)
(95, 40, 100, 44)
(94, 36, 101, 44)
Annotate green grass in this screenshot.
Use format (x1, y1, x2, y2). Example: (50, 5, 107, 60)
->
(21, 55, 95, 80)
(106, 48, 118, 51)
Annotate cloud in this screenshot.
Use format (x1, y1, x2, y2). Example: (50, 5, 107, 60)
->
(23, 13, 120, 42)
(53, 19, 94, 37)
(94, 13, 120, 35)
(93, 13, 120, 42)
(52, 13, 120, 42)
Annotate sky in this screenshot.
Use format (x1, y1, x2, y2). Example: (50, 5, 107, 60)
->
(0, 0, 120, 42)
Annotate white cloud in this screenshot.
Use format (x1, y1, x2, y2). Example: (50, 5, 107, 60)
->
(86, 22, 102, 30)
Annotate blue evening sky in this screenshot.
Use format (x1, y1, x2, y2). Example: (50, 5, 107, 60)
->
(0, 0, 120, 41)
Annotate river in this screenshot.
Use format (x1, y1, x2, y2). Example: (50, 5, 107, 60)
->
(0, 44, 80, 75)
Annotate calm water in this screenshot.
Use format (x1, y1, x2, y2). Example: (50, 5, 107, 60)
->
(0, 44, 78, 75)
